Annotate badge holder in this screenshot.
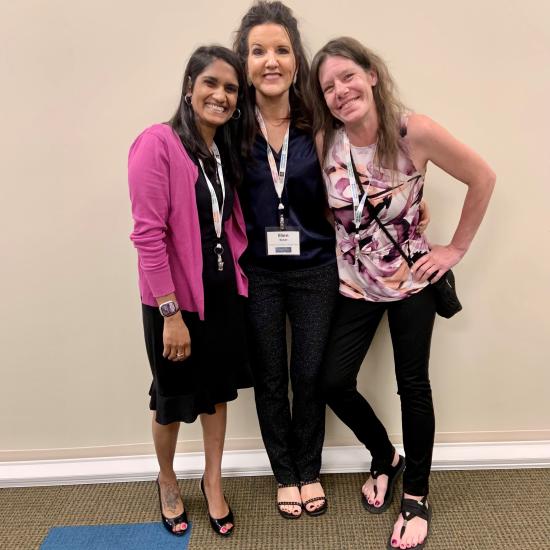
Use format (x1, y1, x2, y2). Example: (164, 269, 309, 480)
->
(214, 243, 224, 271)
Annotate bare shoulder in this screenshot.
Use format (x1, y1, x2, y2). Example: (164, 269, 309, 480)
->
(406, 113, 463, 168)
(405, 113, 441, 146)
(406, 114, 496, 185)
(406, 113, 470, 152)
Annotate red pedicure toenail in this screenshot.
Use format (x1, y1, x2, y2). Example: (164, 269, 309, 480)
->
(375, 500, 380, 506)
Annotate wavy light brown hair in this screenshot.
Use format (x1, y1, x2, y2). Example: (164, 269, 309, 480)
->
(232, 1, 312, 132)
(310, 37, 406, 173)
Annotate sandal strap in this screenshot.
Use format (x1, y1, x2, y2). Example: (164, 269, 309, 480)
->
(302, 496, 327, 505)
(277, 501, 302, 507)
(370, 453, 402, 479)
(300, 478, 321, 486)
(369, 455, 404, 501)
(277, 482, 300, 489)
(400, 497, 430, 523)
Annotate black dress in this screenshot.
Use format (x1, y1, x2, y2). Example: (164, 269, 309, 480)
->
(142, 164, 253, 424)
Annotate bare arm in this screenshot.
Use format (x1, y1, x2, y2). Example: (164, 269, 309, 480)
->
(407, 114, 496, 283)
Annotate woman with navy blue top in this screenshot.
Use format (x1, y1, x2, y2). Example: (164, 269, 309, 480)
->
(234, 1, 338, 518)
(241, 125, 336, 271)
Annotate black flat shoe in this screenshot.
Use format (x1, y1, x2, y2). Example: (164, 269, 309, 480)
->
(200, 477, 234, 537)
(362, 454, 405, 514)
(386, 496, 432, 549)
(156, 477, 188, 537)
(277, 483, 303, 520)
(300, 478, 328, 517)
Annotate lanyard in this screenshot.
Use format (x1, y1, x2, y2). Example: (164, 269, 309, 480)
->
(342, 132, 375, 232)
(255, 106, 290, 230)
(198, 142, 226, 271)
(343, 132, 377, 266)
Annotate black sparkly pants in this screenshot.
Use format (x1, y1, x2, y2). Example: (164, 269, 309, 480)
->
(320, 286, 436, 496)
(246, 262, 339, 485)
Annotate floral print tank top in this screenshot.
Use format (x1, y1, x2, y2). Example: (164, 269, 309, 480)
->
(322, 125, 430, 301)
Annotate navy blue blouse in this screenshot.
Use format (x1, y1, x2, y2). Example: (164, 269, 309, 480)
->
(239, 126, 336, 271)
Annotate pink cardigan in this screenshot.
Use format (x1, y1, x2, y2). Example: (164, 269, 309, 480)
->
(128, 124, 248, 319)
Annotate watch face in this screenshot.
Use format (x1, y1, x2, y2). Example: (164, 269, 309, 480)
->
(160, 301, 178, 317)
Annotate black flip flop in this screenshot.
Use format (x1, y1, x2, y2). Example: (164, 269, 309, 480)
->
(386, 496, 432, 549)
(362, 454, 405, 514)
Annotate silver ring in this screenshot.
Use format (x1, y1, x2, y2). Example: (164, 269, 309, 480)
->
(176, 352, 185, 358)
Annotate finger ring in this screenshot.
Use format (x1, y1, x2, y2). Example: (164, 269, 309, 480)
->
(176, 352, 185, 358)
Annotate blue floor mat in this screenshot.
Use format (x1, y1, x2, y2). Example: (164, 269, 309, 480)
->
(40, 521, 192, 549)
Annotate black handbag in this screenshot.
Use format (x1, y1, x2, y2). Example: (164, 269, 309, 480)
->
(350, 157, 462, 318)
(429, 268, 462, 318)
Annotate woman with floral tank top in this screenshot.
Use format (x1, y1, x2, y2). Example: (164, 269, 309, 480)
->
(310, 37, 495, 549)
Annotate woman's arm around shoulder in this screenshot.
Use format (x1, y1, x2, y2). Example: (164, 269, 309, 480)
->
(405, 114, 496, 283)
(314, 130, 325, 168)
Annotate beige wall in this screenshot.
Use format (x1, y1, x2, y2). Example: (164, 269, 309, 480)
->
(1, 0, 549, 460)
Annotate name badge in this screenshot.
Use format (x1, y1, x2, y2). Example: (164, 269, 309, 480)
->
(266, 227, 301, 256)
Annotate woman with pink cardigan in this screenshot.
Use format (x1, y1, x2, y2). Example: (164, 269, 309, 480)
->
(128, 45, 255, 538)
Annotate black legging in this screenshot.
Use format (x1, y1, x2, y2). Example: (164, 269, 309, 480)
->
(246, 262, 339, 485)
(320, 286, 436, 496)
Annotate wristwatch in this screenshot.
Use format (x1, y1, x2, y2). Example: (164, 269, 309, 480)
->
(158, 300, 180, 318)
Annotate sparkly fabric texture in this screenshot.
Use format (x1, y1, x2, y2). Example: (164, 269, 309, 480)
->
(246, 262, 339, 483)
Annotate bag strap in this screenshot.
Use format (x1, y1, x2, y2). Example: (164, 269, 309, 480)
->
(350, 155, 413, 268)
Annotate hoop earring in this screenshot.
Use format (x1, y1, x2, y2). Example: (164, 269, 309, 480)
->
(184, 95, 192, 106)
(231, 108, 241, 120)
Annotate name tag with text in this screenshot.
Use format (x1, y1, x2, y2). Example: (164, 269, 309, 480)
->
(265, 227, 301, 256)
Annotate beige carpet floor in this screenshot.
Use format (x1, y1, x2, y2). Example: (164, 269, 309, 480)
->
(1, 469, 549, 549)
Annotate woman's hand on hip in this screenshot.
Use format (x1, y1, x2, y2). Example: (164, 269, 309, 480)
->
(411, 244, 464, 284)
(162, 313, 191, 362)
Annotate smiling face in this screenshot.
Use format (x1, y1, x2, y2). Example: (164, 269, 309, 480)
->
(189, 58, 239, 141)
(318, 55, 378, 128)
(246, 23, 297, 102)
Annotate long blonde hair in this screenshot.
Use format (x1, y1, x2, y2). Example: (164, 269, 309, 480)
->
(310, 37, 406, 173)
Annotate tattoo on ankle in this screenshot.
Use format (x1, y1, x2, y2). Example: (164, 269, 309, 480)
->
(163, 486, 181, 513)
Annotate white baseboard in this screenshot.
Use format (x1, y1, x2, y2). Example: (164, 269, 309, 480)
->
(1, 441, 549, 488)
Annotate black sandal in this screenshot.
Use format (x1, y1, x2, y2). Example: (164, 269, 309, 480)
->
(300, 478, 328, 517)
(362, 454, 405, 514)
(387, 496, 432, 550)
(277, 483, 303, 520)
(156, 477, 189, 537)
(200, 477, 234, 537)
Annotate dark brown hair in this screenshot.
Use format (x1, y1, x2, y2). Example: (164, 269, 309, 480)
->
(233, 1, 312, 132)
(310, 37, 405, 172)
